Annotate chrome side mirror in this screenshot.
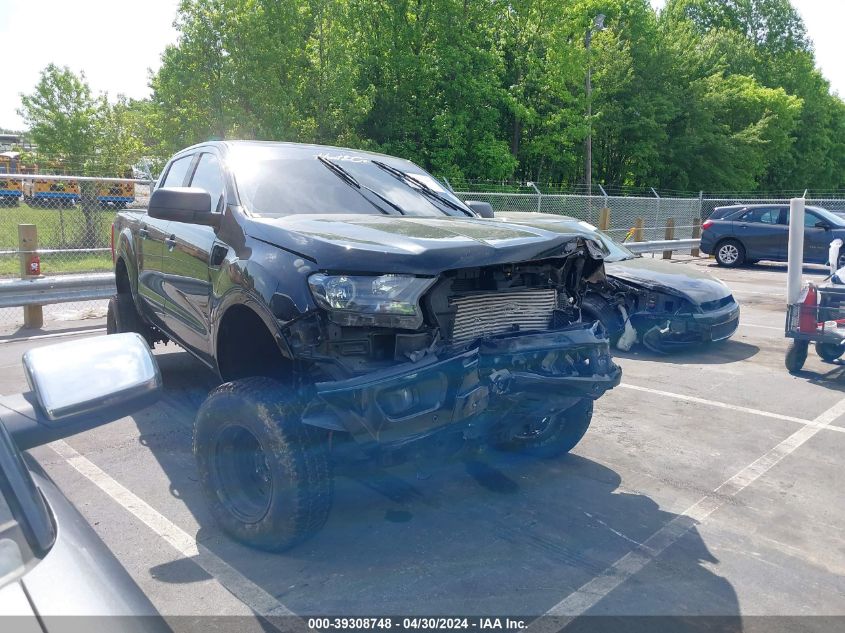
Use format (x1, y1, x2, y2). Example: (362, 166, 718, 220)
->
(1, 333, 161, 449)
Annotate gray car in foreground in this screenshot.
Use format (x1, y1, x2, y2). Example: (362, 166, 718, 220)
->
(0, 334, 169, 632)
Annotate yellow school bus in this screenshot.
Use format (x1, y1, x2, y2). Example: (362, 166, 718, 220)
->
(21, 164, 81, 207)
(96, 169, 135, 208)
(0, 152, 22, 205)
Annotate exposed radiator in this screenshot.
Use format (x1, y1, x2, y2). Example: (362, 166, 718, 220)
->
(449, 289, 557, 344)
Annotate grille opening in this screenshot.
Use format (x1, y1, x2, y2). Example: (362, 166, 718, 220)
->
(449, 289, 558, 344)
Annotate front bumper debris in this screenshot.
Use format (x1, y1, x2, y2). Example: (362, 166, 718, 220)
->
(304, 324, 621, 445)
(636, 301, 740, 349)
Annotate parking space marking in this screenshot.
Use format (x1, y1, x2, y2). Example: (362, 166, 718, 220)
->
(619, 383, 845, 434)
(620, 383, 802, 425)
(533, 393, 845, 625)
(738, 322, 783, 331)
(0, 327, 105, 344)
(49, 439, 301, 622)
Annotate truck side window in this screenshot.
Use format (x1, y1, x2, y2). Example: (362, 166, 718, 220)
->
(189, 153, 225, 212)
(161, 155, 194, 188)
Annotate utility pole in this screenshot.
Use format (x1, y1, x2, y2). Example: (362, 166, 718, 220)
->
(585, 14, 605, 193)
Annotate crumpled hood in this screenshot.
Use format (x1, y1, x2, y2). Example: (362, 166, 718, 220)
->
(247, 214, 604, 274)
(606, 257, 733, 304)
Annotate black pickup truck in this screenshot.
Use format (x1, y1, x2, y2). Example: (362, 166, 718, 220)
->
(110, 141, 621, 551)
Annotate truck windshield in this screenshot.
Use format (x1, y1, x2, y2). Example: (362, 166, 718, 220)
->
(230, 148, 470, 218)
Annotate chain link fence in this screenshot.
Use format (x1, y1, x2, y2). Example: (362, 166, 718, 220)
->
(0, 173, 152, 331)
(3, 165, 845, 330)
(454, 190, 703, 243)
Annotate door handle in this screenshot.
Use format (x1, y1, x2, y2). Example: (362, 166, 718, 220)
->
(165, 235, 177, 250)
(139, 227, 149, 239)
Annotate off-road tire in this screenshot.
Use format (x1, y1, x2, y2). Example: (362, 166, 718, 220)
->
(785, 340, 808, 373)
(193, 377, 333, 552)
(816, 342, 844, 363)
(495, 398, 594, 458)
(715, 239, 745, 268)
(106, 293, 155, 346)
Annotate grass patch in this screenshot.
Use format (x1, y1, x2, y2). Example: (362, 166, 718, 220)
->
(0, 202, 115, 249)
(0, 251, 113, 277)
(0, 201, 115, 276)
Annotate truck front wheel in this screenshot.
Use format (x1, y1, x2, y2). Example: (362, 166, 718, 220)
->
(495, 399, 593, 458)
(193, 377, 333, 551)
(106, 294, 155, 347)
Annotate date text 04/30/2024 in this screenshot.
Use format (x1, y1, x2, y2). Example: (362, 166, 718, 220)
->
(306, 618, 527, 630)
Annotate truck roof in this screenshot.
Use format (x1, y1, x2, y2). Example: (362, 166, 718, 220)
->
(175, 140, 417, 167)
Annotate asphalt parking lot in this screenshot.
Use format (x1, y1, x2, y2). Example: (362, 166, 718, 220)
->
(2, 256, 844, 629)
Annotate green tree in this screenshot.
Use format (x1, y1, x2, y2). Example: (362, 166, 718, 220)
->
(89, 97, 150, 176)
(664, 0, 809, 55)
(17, 64, 102, 170)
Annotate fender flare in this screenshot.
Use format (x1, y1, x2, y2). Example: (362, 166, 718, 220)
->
(116, 227, 139, 297)
(211, 289, 296, 368)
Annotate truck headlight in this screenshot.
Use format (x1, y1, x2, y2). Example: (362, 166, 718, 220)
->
(308, 273, 435, 329)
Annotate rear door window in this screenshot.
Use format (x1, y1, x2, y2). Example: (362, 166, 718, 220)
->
(161, 155, 194, 188)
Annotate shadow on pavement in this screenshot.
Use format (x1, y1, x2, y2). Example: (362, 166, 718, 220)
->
(613, 339, 759, 366)
(790, 358, 845, 393)
(137, 348, 741, 619)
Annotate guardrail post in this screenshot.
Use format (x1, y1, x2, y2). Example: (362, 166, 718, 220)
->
(633, 217, 644, 243)
(663, 218, 675, 260)
(598, 207, 611, 231)
(691, 218, 701, 257)
(18, 224, 43, 329)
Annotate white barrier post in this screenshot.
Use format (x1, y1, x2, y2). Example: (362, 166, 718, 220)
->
(787, 198, 805, 305)
(829, 239, 843, 279)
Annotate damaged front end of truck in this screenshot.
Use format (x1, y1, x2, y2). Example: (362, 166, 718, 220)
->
(280, 235, 622, 462)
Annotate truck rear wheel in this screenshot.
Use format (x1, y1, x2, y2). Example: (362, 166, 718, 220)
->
(106, 294, 155, 347)
(193, 377, 333, 551)
(495, 399, 593, 458)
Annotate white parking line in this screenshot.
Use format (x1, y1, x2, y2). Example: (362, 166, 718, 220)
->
(531, 393, 845, 627)
(0, 327, 105, 344)
(739, 322, 783, 331)
(619, 383, 845, 433)
(49, 439, 302, 623)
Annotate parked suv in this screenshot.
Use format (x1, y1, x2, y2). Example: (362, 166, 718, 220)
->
(109, 141, 621, 551)
(701, 203, 845, 267)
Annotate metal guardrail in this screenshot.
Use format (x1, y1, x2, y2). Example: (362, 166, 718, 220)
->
(625, 238, 700, 253)
(0, 273, 115, 309)
(0, 238, 702, 310)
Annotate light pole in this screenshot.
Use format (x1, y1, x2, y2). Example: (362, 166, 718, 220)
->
(585, 13, 605, 192)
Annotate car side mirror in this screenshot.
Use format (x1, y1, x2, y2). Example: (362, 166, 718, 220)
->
(0, 333, 161, 450)
(149, 187, 220, 227)
(465, 200, 495, 218)
(816, 221, 831, 230)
